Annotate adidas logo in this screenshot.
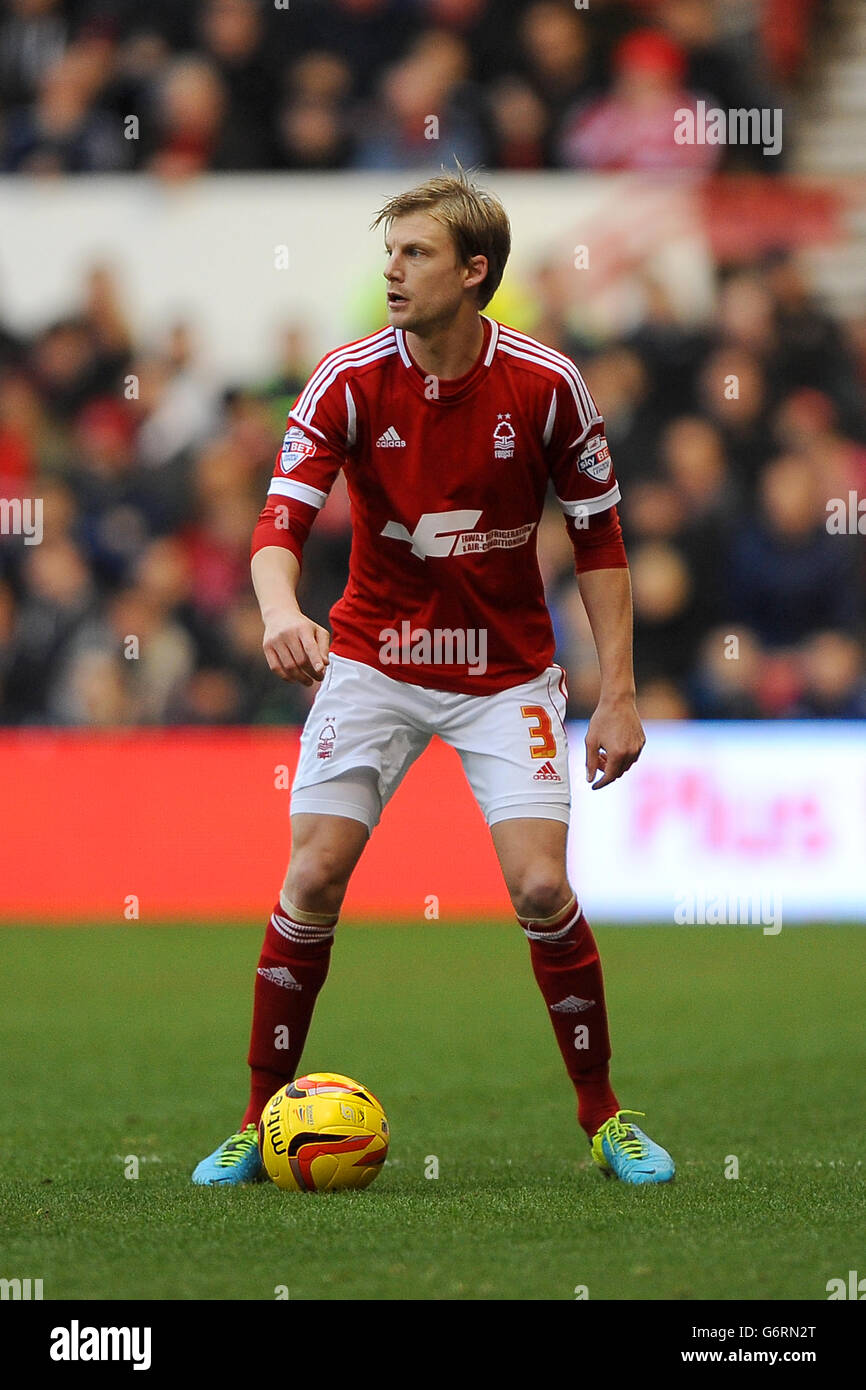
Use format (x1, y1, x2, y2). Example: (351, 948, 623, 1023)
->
(376, 426, 406, 448)
(550, 995, 595, 1014)
(532, 760, 561, 782)
(257, 966, 301, 991)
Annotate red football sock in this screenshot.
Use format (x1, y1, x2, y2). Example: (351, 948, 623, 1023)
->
(519, 896, 620, 1139)
(240, 899, 336, 1131)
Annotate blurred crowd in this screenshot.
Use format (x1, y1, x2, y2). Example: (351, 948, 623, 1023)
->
(1, 243, 865, 727)
(0, 0, 821, 176)
(543, 252, 866, 721)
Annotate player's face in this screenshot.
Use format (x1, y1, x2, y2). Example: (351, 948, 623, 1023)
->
(383, 213, 482, 334)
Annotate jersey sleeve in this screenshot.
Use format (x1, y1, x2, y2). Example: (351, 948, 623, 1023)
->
(543, 370, 627, 573)
(250, 362, 355, 567)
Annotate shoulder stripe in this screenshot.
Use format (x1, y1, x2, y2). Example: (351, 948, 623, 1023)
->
(497, 327, 596, 432)
(293, 328, 394, 421)
(293, 329, 393, 418)
(298, 325, 393, 403)
(294, 340, 397, 428)
(498, 326, 596, 423)
(498, 336, 598, 437)
(497, 323, 589, 384)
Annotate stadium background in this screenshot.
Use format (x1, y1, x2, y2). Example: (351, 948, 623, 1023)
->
(0, 0, 864, 922)
(3, 0, 866, 1314)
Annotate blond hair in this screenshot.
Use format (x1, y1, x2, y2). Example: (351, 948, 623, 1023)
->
(371, 168, 511, 309)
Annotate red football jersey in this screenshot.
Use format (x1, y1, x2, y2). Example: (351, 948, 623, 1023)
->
(251, 316, 626, 695)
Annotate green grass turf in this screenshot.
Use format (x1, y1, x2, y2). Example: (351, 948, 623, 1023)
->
(0, 922, 863, 1302)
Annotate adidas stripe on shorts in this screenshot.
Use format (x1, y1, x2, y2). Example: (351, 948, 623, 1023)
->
(291, 654, 571, 833)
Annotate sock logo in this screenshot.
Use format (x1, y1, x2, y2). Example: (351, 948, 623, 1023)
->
(257, 966, 302, 991)
(550, 995, 595, 1013)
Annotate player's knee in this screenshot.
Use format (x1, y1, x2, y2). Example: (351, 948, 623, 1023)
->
(282, 850, 351, 916)
(510, 869, 571, 924)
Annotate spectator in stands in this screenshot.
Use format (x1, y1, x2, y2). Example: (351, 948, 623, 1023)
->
(659, 415, 735, 526)
(717, 270, 780, 365)
(690, 625, 765, 719)
(637, 676, 692, 719)
(625, 274, 713, 424)
(286, 0, 419, 102)
(774, 387, 866, 505)
(143, 55, 262, 176)
(1, 41, 128, 172)
(581, 346, 660, 485)
(656, 0, 785, 168)
(0, 0, 68, 108)
(697, 346, 774, 498)
(352, 29, 489, 168)
(765, 250, 866, 435)
(197, 0, 279, 167)
(558, 28, 722, 171)
(257, 326, 313, 434)
(51, 648, 133, 725)
(630, 538, 703, 684)
(67, 397, 150, 585)
(724, 452, 861, 647)
(794, 631, 866, 719)
(486, 76, 549, 169)
(659, 414, 735, 633)
(49, 581, 196, 725)
(128, 330, 221, 526)
(29, 317, 121, 424)
(0, 0, 818, 176)
(518, 1, 594, 135)
(274, 52, 354, 169)
(415, 0, 520, 85)
(181, 480, 259, 622)
(3, 536, 97, 722)
(0, 372, 41, 495)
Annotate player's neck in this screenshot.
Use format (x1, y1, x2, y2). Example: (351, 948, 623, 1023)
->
(404, 309, 485, 382)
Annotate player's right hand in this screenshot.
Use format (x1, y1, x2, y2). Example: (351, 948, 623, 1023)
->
(262, 611, 330, 686)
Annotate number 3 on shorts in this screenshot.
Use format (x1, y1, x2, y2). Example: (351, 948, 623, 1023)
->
(520, 704, 557, 760)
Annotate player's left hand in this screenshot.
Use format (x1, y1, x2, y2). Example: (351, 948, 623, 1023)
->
(585, 694, 645, 790)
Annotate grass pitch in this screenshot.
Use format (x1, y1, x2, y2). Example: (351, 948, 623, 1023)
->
(1, 922, 863, 1302)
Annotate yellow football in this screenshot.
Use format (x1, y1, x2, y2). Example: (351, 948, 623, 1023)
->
(259, 1072, 389, 1192)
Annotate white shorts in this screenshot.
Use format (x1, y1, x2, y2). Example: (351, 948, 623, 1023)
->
(291, 654, 571, 833)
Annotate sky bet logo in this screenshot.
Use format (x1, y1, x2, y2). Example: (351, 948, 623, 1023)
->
(381, 509, 535, 560)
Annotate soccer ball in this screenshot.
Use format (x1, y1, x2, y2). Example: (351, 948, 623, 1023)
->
(259, 1072, 389, 1192)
